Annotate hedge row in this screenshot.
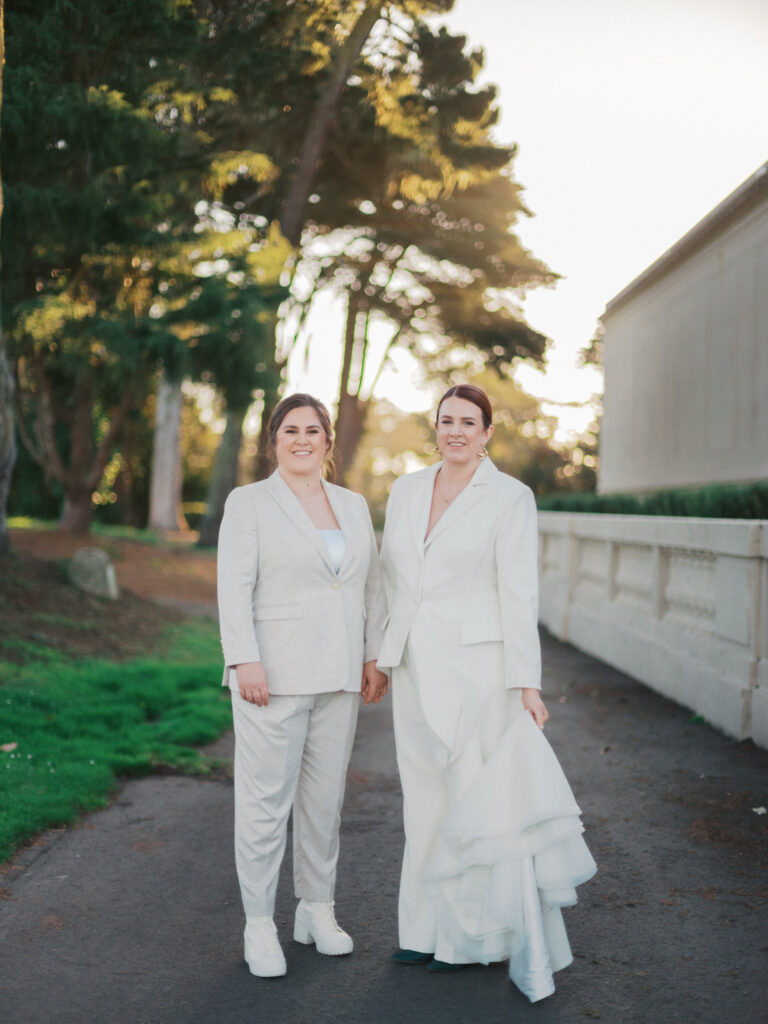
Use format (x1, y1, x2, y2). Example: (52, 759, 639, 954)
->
(536, 481, 768, 519)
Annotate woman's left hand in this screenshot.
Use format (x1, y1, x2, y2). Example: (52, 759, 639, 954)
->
(362, 661, 389, 704)
(522, 687, 549, 728)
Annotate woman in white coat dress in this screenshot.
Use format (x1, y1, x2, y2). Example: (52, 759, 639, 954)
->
(377, 384, 596, 1003)
(217, 393, 388, 978)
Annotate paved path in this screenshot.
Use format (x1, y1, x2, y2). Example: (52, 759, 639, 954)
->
(1, 632, 766, 1024)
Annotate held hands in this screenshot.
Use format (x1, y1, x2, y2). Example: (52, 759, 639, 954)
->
(236, 662, 270, 706)
(522, 687, 549, 729)
(361, 661, 389, 704)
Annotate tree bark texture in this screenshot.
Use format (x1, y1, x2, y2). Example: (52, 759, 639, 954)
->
(148, 373, 187, 532)
(59, 487, 96, 533)
(332, 293, 371, 484)
(0, 345, 16, 555)
(280, 0, 385, 245)
(196, 405, 246, 547)
(0, 0, 13, 556)
(334, 390, 369, 486)
(13, 357, 135, 534)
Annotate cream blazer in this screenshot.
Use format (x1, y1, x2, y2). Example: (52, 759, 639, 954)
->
(217, 469, 386, 695)
(377, 457, 541, 750)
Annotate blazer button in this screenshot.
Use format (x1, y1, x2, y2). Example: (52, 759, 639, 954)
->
(332, 582, 340, 590)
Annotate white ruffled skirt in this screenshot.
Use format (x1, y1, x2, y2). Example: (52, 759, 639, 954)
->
(392, 646, 597, 1003)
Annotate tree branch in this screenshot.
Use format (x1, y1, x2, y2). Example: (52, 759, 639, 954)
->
(86, 387, 135, 490)
(366, 324, 402, 397)
(280, 0, 387, 245)
(31, 361, 68, 485)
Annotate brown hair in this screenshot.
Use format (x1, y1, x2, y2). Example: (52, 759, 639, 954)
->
(436, 384, 493, 429)
(267, 393, 335, 472)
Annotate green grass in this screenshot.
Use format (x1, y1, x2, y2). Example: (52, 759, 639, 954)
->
(0, 620, 230, 863)
(7, 516, 55, 530)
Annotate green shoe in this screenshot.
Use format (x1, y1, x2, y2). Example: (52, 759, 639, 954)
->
(392, 948, 433, 964)
(427, 959, 471, 972)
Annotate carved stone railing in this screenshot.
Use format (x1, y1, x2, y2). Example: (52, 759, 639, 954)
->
(537, 513, 768, 748)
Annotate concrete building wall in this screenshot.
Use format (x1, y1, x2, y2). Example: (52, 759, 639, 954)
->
(538, 511, 768, 750)
(599, 165, 768, 494)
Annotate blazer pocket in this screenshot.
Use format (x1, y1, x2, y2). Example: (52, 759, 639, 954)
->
(460, 619, 503, 645)
(254, 603, 304, 621)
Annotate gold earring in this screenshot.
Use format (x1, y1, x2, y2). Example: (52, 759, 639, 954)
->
(477, 447, 486, 459)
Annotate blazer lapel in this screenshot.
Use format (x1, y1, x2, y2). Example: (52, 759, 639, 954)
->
(322, 479, 357, 577)
(424, 456, 498, 549)
(412, 462, 441, 553)
(266, 469, 337, 574)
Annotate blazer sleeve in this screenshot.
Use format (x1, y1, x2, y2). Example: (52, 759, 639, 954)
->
(217, 487, 262, 668)
(359, 492, 387, 662)
(495, 485, 542, 690)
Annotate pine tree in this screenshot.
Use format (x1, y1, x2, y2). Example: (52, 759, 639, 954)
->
(3, 0, 205, 530)
(3, 0, 288, 531)
(278, 20, 554, 481)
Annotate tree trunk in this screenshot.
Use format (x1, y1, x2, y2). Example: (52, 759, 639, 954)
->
(333, 391, 369, 485)
(148, 373, 187, 532)
(0, 345, 15, 555)
(331, 292, 370, 484)
(196, 405, 246, 547)
(56, 384, 96, 532)
(112, 407, 147, 529)
(59, 486, 94, 534)
(253, 386, 278, 482)
(0, 0, 13, 557)
(280, 0, 385, 245)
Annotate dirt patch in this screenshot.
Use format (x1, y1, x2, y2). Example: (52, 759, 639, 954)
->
(9, 528, 217, 607)
(2, 529, 218, 662)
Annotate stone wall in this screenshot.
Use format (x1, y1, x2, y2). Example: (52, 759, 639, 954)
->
(599, 164, 768, 494)
(538, 512, 768, 749)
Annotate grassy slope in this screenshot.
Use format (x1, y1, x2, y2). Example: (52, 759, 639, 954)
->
(0, 549, 228, 863)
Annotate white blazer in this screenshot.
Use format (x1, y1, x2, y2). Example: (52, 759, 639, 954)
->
(217, 469, 386, 695)
(377, 457, 541, 750)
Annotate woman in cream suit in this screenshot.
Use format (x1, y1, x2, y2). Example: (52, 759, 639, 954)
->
(377, 384, 596, 1003)
(217, 393, 388, 978)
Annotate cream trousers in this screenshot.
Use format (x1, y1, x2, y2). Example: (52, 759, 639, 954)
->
(231, 688, 359, 919)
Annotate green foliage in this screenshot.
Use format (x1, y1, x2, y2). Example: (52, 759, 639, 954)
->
(298, 20, 554, 378)
(537, 481, 768, 519)
(3, 0, 557, 524)
(3, 0, 289, 526)
(0, 621, 229, 863)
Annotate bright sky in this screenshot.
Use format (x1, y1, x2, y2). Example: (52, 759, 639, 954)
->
(288, 0, 768, 437)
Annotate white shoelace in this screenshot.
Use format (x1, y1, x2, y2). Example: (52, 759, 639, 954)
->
(305, 901, 345, 932)
(247, 917, 281, 953)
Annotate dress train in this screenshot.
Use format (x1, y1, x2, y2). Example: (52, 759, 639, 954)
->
(427, 712, 597, 1003)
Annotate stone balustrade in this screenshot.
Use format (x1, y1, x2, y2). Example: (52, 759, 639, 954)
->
(537, 513, 768, 749)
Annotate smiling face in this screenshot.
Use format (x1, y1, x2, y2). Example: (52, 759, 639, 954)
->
(435, 396, 493, 466)
(274, 405, 330, 478)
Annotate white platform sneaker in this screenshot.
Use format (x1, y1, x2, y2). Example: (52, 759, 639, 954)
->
(244, 916, 287, 977)
(293, 899, 353, 955)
